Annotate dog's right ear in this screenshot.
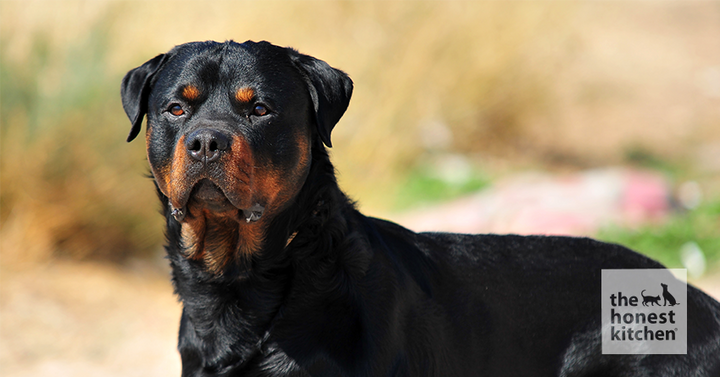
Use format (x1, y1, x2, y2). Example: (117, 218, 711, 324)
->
(121, 53, 169, 142)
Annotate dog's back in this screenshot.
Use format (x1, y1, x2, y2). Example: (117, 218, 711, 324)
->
(360, 217, 720, 376)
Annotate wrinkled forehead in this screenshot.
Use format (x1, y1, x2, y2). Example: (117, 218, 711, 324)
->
(154, 42, 303, 94)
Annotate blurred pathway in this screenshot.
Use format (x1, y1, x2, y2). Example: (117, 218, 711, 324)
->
(394, 168, 672, 237)
(0, 262, 181, 377)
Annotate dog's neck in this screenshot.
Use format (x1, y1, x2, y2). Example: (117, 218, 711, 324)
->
(176, 209, 271, 274)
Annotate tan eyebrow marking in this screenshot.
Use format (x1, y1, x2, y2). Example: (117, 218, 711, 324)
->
(182, 85, 200, 100)
(235, 87, 255, 103)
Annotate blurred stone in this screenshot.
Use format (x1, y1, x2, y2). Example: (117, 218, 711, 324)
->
(419, 118, 453, 150)
(695, 143, 720, 173)
(681, 241, 706, 279)
(678, 181, 703, 210)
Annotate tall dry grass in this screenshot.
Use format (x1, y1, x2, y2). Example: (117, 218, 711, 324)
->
(1, 23, 161, 264)
(0, 0, 574, 263)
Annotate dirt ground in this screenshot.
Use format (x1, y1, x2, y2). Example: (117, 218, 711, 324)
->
(0, 261, 182, 377)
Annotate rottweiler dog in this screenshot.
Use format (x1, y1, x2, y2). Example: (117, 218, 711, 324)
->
(121, 40, 720, 376)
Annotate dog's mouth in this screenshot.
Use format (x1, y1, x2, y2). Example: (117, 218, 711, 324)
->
(169, 178, 265, 223)
(190, 179, 235, 212)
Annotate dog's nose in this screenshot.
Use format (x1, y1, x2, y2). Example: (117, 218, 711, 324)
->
(185, 129, 230, 163)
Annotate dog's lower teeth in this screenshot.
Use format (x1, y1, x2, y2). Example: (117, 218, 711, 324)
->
(243, 204, 265, 223)
(171, 207, 185, 221)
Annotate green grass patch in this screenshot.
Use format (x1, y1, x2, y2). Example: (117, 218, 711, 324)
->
(596, 199, 720, 272)
(393, 159, 491, 210)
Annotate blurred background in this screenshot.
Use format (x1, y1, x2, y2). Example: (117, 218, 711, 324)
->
(1, 1, 719, 375)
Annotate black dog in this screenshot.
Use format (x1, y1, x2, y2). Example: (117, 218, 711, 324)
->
(122, 40, 720, 376)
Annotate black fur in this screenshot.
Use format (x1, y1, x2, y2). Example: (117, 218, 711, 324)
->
(289, 51, 353, 147)
(122, 40, 720, 376)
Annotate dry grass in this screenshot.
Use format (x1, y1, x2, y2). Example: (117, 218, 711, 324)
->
(0, 24, 161, 263)
(0, 260, 181, 376)
(0, 1, 572, 262)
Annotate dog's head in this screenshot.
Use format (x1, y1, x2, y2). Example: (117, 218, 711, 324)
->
(121, 41, 352, 268)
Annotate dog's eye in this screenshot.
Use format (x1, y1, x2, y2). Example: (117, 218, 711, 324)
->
(253, 104, 268, 117)
(169, 105, 185, 117)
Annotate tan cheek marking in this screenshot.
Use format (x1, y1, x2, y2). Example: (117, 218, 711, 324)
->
(296, 133, 311, 175)
(166, 135, 193, 208)
(145, 126, 151, 146)
(182, 85, 200, 101)
(235, 87, 254, 103)
(255, 170, 283, 211)
(154, 163, 172, 196)
(257, 132, 312, 213)
(147, 129, 175, 198)
(219, 135, 254, 206)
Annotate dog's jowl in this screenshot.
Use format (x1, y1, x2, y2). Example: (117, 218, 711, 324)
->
(122, 40, 720, 376)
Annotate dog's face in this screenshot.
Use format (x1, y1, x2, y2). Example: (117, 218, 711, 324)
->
(121, 41, 352, 267)
(139, 42, 314, 221)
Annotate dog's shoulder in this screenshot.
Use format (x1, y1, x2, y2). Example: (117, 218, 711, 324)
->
(414, 231, 663, 269)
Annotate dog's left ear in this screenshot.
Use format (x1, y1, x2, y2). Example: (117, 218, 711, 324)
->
(290, 50, 353, 148)
(121, 53, 170, 142)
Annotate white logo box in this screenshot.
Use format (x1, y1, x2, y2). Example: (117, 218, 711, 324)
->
(601, 269, 687, 355)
